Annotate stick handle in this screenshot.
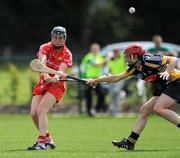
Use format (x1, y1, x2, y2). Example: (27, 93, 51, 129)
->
(67, 75, 87, 83)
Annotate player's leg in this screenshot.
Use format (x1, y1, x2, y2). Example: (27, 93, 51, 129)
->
(133, 96, 159, 133)
(153, 80, 180, 126)
(27, 95, 43, 150)
(153, 94, 180, 125)
(37, 92, 56, 139)
(30, 95, 43, 129)
(45, 85, 65, 149)
(112, 96, 158, 150)
(28, 92, 56, 150)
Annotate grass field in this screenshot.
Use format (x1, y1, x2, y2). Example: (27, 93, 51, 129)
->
(0, 115, 180, 158)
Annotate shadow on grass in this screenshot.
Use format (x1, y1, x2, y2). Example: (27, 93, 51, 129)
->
(2, 149, 29, 152)
(115, 149, 180, 152)
(3, 148, 180, 153)
(3, 149, 114, 154)
(2, 148, 55, 152)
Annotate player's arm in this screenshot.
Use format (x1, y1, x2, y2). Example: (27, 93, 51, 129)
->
(52, 63, 68, 82)
(86, 72, 128, 86)
(38, 53, 52, 82)
(164, 56, 178, 73)
(159, 56, 178, 80)
(51, 52, 72, 82)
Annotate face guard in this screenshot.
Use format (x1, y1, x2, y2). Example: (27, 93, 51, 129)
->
(51, 26, 67, 48)
(124, 44, 145, 66)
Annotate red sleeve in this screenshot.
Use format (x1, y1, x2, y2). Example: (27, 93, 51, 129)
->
(37, 43, 50, 57)
(62, 50, 73, 67)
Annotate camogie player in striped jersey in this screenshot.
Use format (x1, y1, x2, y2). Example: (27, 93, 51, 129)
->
(87, 44, 180, 150)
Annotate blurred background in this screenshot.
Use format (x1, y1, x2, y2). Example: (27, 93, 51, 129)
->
(0, 0, 180, 115)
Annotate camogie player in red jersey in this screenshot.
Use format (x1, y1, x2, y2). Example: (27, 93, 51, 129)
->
(28, 26, 72, 150)
(87, 44, 180, 150)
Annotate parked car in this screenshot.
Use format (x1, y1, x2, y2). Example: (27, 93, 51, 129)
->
(101, 41, 180, 57)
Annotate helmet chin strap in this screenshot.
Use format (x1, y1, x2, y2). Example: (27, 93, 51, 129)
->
(127, 58, 141, 70)
(131, 54, 139, 62)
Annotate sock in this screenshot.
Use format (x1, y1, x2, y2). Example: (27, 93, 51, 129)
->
(45, 132, 53, 143)
(177, 124, 180, 128)
(127, 131, 139, 145)
(38, 135, 46, 144)
(46, 132, 51, 139)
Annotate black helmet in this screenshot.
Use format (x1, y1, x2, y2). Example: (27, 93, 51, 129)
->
(51, 26, 67, 40)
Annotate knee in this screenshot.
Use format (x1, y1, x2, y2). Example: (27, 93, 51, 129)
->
(30, 110, 37, 119)
(139, 106, 150, 117)
(153, 106, 162, 115)
(36, 106, 47, 116)
(36, 106, 44, 116)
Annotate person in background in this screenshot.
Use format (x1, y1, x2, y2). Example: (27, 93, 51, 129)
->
(80, 43, 107, 116)
(28, 26, 72, 150)
(107, 49, 126, 116)
(147, 35, 174, 56)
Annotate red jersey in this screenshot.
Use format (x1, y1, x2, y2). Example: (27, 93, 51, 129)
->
(38, 42, 73, 71)
(33, 42, 73, 102)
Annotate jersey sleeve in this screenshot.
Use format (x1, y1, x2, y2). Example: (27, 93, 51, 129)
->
(143, 54, 167, 66)
(61, 50, 73, 67)
(124, 71, 130, 77)
(37, 44, 49, 57)
(161, 55, 168, 65)
(125, 67, 136, 77)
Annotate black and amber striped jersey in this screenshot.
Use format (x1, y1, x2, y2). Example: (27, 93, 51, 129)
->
(125, 54, 180, 82)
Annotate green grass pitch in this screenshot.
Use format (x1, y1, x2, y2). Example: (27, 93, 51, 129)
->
(0, 114, 180, 158)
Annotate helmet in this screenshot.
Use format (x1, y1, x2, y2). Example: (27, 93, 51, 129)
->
(51, 26, 67, 40)
(124, 44, 145, 56)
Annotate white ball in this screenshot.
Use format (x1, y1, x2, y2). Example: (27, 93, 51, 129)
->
(129, 7, 135, 14)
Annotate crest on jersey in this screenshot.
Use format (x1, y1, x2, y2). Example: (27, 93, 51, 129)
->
(58, 57, 62, 62)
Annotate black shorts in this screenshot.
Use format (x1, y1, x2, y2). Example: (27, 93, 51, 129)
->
(163, 79, 180, 103)
(152, 80, 167, 96)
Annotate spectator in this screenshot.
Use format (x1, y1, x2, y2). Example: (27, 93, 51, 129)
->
(147, 35, 174, 56)
(107, 49, 126, 116)
(81, 43, 107, 116)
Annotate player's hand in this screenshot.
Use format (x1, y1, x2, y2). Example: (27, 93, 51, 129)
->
(86, 78, 98, 88)
(159, 71, 170, 80)
(58, 76, 67, 81)
(51, 76, 60, 83)
(58, 71, 67, 78)
(44, 74, 52, 83)
(44, 75, 59, 83)
(44, 77, 52, 83)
